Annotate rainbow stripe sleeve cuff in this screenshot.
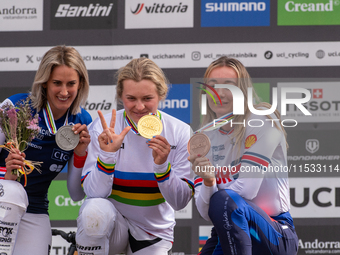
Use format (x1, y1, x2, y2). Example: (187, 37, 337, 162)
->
(154, 163, 171, 183)
(182, 178, 195, 197)
(97, 157, 115, 175)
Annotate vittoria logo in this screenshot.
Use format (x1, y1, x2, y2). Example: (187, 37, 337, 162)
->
(130, 2, 189, 14)
(125, 0, 193, 29)
(306, 139, 319, 154)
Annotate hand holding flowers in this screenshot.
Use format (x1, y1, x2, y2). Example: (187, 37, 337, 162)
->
(0, 97, 42, 186)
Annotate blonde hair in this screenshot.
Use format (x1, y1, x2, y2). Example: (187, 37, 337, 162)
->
(30, 45, 89, 115)
(201, 56, 288, 150)
(116, 58, 168, 101)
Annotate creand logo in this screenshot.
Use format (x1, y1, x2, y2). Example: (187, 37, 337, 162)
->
(131, 2, 188, 14)
(200, 84, 312, 127)
(285, 0, 336, 12)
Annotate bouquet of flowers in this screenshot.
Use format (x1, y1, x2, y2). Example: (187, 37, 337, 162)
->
(0, 97, 42, 186)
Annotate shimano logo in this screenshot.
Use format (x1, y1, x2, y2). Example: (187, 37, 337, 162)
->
(159, 99, 188, 109)
(285, 0, 334, 12)
(206, 2, 266, 12)
(55, 3, 113, 17)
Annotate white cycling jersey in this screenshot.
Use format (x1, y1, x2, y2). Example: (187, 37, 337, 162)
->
(81, 109, 194, 242)
(194, 113, 290, 221)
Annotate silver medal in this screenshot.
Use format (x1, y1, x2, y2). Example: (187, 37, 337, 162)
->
(55, 125, 79, 151)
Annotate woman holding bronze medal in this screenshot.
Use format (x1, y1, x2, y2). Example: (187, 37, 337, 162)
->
(189, 57, 298, 255)
(0, 45, 92, 255)
(76, 58, 193, 255)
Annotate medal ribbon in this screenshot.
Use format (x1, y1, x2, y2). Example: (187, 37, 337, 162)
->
(124, 111, 162, 136)
(43, 101, 69, 135)
(194, 112, 234, 134)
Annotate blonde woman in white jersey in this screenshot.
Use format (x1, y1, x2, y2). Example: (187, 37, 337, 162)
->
(76, 58, 194, 255)
(190, 57, 298, 255)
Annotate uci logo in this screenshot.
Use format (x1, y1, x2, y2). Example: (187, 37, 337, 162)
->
(52, 148, 70, 162)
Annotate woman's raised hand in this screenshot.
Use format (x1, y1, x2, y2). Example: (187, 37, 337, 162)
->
(98, 109, 131, 153)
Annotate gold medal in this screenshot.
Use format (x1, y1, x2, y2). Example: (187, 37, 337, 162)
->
(137, 115, 163, 139)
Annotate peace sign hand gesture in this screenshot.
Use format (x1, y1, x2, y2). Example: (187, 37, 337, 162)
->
(98, 109, 131, 153)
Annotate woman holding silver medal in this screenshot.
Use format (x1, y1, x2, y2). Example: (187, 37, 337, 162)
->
(189, 57, 298, 255)
(76, 57, 194, 255)
(0, 45, 92, 255)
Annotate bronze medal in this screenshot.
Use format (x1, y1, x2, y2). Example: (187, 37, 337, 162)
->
(187, 133, 211, 156)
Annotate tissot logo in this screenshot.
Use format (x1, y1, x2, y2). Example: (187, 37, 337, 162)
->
(313, 89, 323, 99)
(51, 0, 117, 30)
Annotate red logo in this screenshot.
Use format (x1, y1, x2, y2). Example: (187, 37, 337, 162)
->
(313, 89, 323, 99)
(131, 3, 144, 15)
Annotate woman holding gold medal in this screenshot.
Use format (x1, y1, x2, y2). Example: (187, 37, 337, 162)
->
(189, 57, 298, 255)
(0, 45, 92, 255)
(76, 58, 194, 255)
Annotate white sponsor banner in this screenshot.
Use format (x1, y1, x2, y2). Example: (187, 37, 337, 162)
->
(199, 225, 213, 244)
(51, 227, 77, 255)
(175, 200, 192, 219)
(125, 0, 193, 29)
(290, 177, 340, 218)
(0, 0, 43, 31)
(2, 42, 340, 71)
(278, 82, 340, 123)
(85, 85, 117, 121)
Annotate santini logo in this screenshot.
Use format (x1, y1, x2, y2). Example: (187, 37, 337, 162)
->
(131, 2, 188, 14)
(55, 3, 113, 17)
(206, 2, 267, 12)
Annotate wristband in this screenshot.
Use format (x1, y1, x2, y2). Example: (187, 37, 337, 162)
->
(73, 151, 87, 168)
